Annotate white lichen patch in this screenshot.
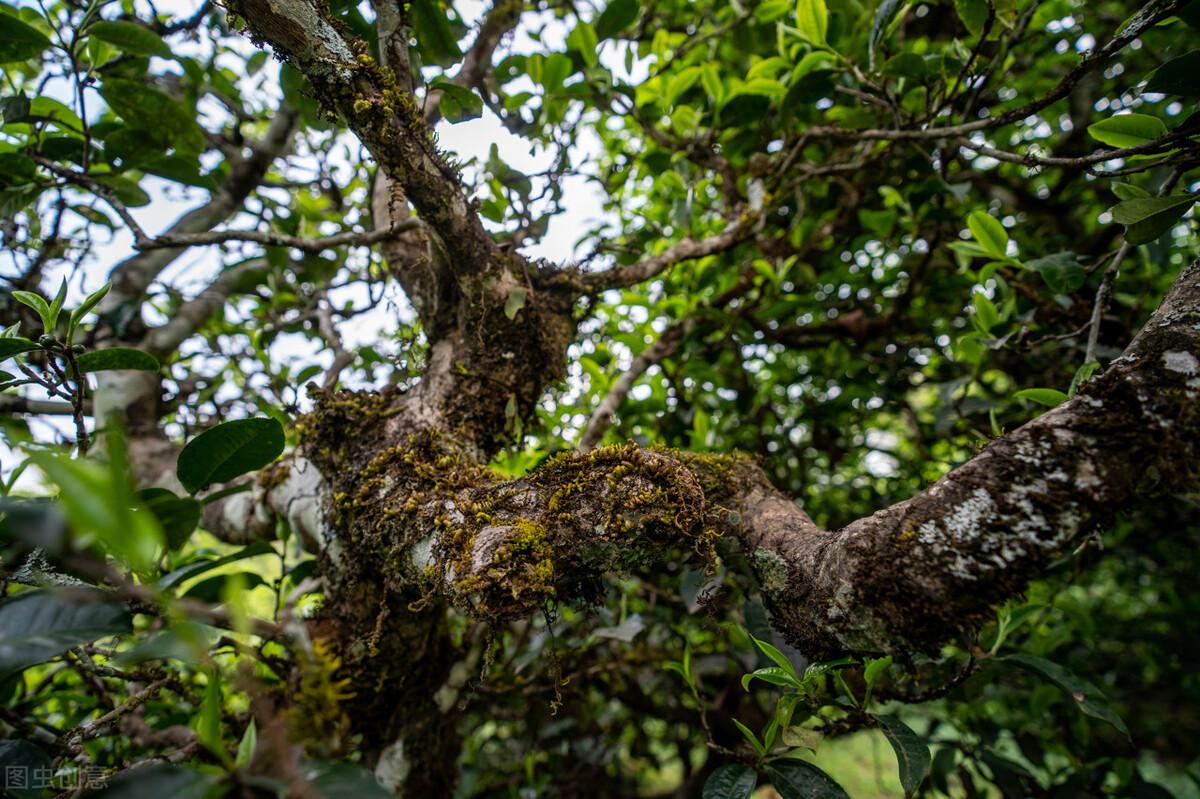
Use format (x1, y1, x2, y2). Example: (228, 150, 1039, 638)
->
(410, 535, 436, 570)
(1163, 350, 1199, 376)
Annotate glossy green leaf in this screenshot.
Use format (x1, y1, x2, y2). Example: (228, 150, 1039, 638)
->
(0, 589, 131, 677)
(0, 337, 38, 361)
(176, 417, 285, 494)
(1145, 49, 1200, 96)
(703, 764, 757, 799)
(1003, 653, 1129, 736)
(1087, 113, 1168, 149)
(1013, 388, 1068, 407)
(766, 758, 849, 799)
(0, 12, 52, 64)
(1110, 194, 1197, 244)
(875, 715, 931, 797)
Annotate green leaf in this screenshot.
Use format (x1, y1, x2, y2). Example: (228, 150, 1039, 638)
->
(869, 0, 904, 69)
(504, 285, 527, 320)
(47, 280, 68, 334)
(236, 719, 258, 769)
(157, 541, 275, 591)
(750, 634, 800, 680)
(182, 571, 266, 603)
(795, 0, 828, 45)
(99, 78, 205, 153)
(0, 589, 131, 677)
(0, 336, 38, 362)
(766, 758, 849, 799)
(1087, 113, 1168, 148)
(86, 763, 216, 799)
(0, 12, 52, 64)
(0, 739, 52, 799)
(1002, 653, 1129, 736)
(703, 764, 758, 799)
(595, 0, 639, 39)
(138, 488, 202, 550)
(742, 666, 803, 691)
(195, 668, 230, 765)
(68, 280, 110, 343)
(1068, 360, 1100, 397)
(967, 210, 1008, 258)
(732, 718, 767, 757)
(566, 21, 599, 67)
(863, 655, 892, 706)
(1145, 49, 1200, 96)
(972, 292, 1000, 333)
(431, 80, 482, 123)
(1025, 252, 1085, 295)
(176, 417, 286, 494)
(301, 761, 393, 798)
(76, 347, 160, 373)
(1110, 194, 1197, 244)
(954, 0, 989, 37)
(875, 715, 931, 797)
(11, 290, 53, 334)
(1111, 182, 1150, 201)
(409, 0, 462, 66)
(87, 19, 172, 58)
(1013, 388, 1068, 407)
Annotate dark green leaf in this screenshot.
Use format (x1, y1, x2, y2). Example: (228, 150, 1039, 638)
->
(703, 763, 758, 799)
(766, 758, 849, 799)
(0, 337, 38, 362)
(137, 488, 201, 550)
(869, 0, 904, 69)
(875, 715, 931, 796)
(0, 739, 52, 799)
(409, 0, 462, 66)
(176, 417, 285, 494)
(301, 761, 392, 798)
(84, 763, 216, 798)
(1025, 252, 1085, 295)
(0, 13, 52, 64)
(182, 571, 266, 603)
(99, 79, 205, 153)
(0, 589, 130, 677)
(954, 0, 989, 38)
(87, 20, 172, 59)
(431, 80, 482, 123)
(1110, 194, 1197, 244)
(595, 0, 639, 39)
(1003, 653, 1129, 736)
(157, 541, 276, 591)
(76, 347, 159, 373)
(1145, 49, 1200, 96)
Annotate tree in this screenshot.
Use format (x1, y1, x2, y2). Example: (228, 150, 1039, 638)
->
(0, 0, 1198, 795)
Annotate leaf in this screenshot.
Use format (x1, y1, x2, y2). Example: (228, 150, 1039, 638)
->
(742, 666, 803, 691)
(595, 0, 639, 39)
(504, 285, 527, 320)
(1013, 388, 1067, 407)
(409, 0, 462, 66)
(11, 290, 53, 333)
(1068, 361, 1100, 397)
(182, 571, 266, 603)
(301, 761, 393, 798)
(0, 589, 131, 677)
(76, 347, 160, 373)
(875, 715, 931, 797)
(69, 281, 110, 342)
(157, 541, 276, 591)
(1145, 49, 1200, 96)
(1111, 182, 1150, 201)
(0, 12, 52, 64)
(1025, 252, 1085, 295)
(750, 634, 800, 680)
(795, 0, 828, 45)
(972, 292, 1000, 333)
(1087, 113, 1169, 149)
(1110, 194, 1197, 244)
(86, 763, 216, 799)
(194, 668, 230, 765)
(138, 488, 201, 550)
(766, 758, 849, 799)
(869, 0, 904, 69)
(1003, 653, 1129, 736)
(176, 417, 286, 494)
(430, 80, 482, 123)
(703, 764, 758, 799)
(565, 20, 599, 67)
(954, 0, 989, 38)
(0, 740, 52, 799)
(594, 612, 645, 642)
(236, 719, 258, 769)
(0, 337, 38, 362)
(99, 79, 205, 153)
(87, 20, 172, 58)
(967, 210, 1008, 258)
(732, 718, 766, 757)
